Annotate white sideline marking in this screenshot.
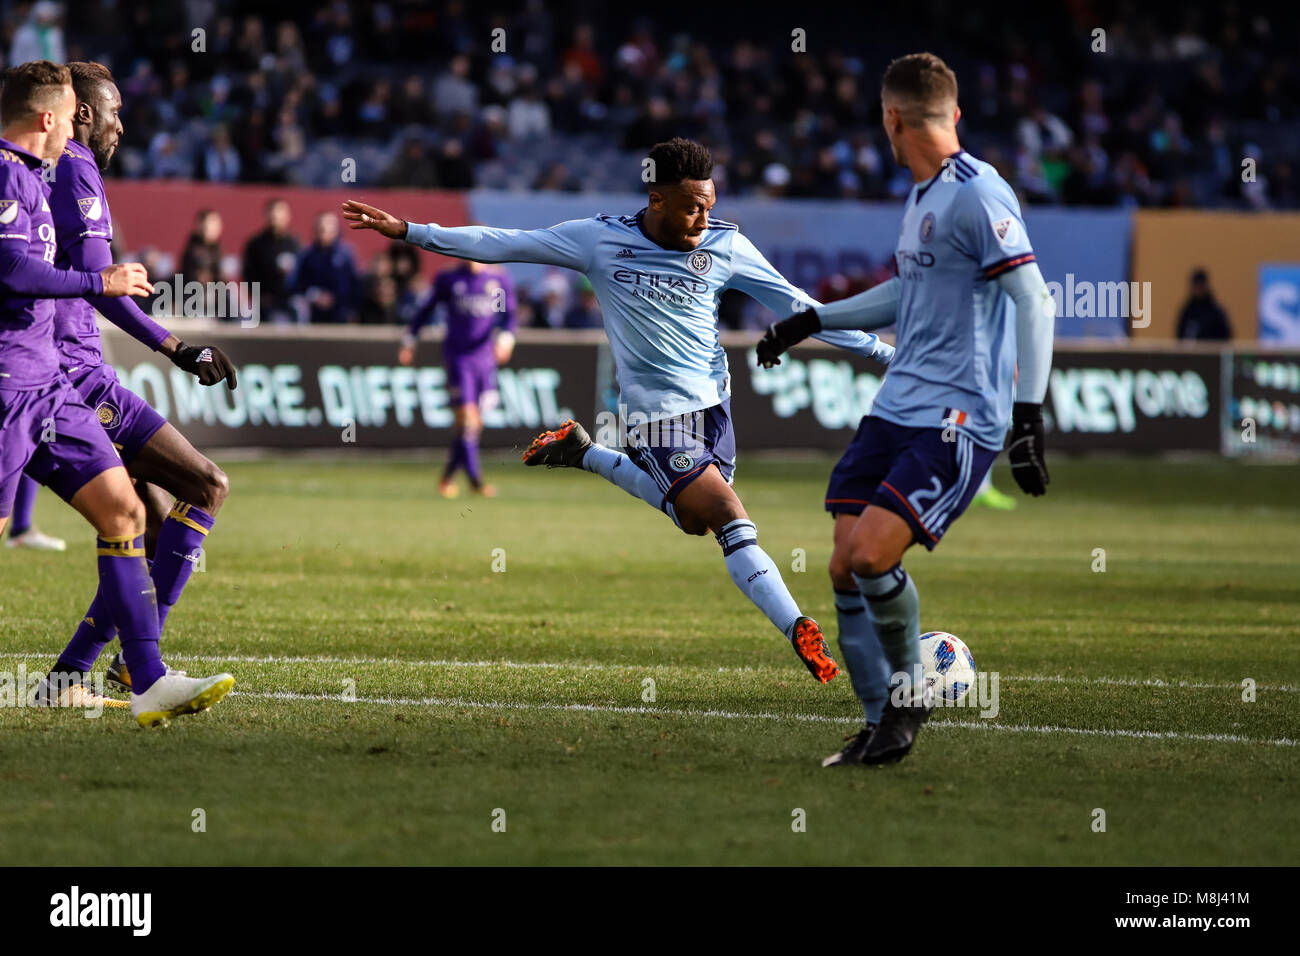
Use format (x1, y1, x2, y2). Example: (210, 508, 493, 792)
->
(1, 651, 1296, 693)
(233, 689, 1297, 748)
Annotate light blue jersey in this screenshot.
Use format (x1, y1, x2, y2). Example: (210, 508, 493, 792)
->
(870, 151, 1036, 450)
(405, 210, 893, 420)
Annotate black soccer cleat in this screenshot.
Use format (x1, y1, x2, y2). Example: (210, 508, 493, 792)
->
(521, 419, 593, 468)
(106, 651, 132, 694)
(859, 689, 933, 765)
(821, 723, 876, 767)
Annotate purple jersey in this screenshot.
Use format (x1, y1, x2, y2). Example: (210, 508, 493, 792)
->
(409, 265, 517, 358)
(50, 139, 112, 369)
(0, 139, 98, 389)
(49, 138, 168, 371)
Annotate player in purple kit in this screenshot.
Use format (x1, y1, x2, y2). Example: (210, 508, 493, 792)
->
(398, 259, 516, 498)
(38, 61, 238, 695)
(0, 60, 233, 726)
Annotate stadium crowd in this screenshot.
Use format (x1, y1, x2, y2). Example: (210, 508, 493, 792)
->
(4, 0, 1296, 327)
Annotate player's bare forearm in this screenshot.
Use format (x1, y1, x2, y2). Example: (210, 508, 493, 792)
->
(341, 200, 408, 239)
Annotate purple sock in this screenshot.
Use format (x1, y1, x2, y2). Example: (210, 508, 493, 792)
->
(462, 432, 482, 486)
(96, 534, 166, 693)
(444, 437, 467, 480)
(54, 589, 119, 673)
(152, 502, 214, 629)
(9, 474, 38, 536)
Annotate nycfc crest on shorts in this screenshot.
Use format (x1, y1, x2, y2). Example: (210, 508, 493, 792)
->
(669, 452, 696, 472)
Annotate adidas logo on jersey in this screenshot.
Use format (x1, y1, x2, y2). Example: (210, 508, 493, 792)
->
(615, 247, 636, 259)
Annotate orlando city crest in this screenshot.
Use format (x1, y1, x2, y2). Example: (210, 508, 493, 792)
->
(96, 401, 121, 429)
(686, 250, 712, 275)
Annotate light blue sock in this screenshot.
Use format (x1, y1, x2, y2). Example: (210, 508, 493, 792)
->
(833, 587, 891, 723)
(716, 519, 801, 637)
(852, 564, 922, 692)
(582, 443, 663, 509)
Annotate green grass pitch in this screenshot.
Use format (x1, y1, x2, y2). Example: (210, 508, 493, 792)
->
(0, 455, 1296, 865)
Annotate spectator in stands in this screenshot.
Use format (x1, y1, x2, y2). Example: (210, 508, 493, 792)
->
(434, 54, 478, 118)
(179, 209, 224, 288)
(10, 1, 65, 66)
(241, 198, 301, 324)
(1176, 269, 1232, 341)
(202, 124, 242, 182)
(563, 278, 602, 329)
(507, 66, 551, 139)
(359, 257, 401, 325)
(435, 138, 475, 188)
(382, 138, 440, 188)
(292, 212, 358, 324)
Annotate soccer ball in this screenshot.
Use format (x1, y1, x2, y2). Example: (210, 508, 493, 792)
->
(919, 631, 976, 704)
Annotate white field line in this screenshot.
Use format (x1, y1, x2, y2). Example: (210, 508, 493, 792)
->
(0, 651, 1295, 693)
(234, 689, 1298, 748)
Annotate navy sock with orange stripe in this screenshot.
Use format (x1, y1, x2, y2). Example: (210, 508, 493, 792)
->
(96, 534, 166, 693)
(152, 502, 215, 630)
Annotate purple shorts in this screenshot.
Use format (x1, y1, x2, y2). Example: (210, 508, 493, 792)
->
(68, 364, 167, 464)
(445, 352, 497, 408)
(0, 380, 123, 518)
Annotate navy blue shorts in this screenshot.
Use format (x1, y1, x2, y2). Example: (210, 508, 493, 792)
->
(626, 399, 736, 507)
(825, 415, 998, 550)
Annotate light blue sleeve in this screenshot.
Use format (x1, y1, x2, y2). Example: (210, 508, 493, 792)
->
(726, 230, 895, 365)
(996, 261, 1055, 404)
(813, 276, 902, 332)
(951, 178, 1036, 278)
(405, 219, 596, 272)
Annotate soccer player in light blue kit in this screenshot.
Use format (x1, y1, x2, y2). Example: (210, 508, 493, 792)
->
(342, 138, 895, 682)
(759, 54, 1055, 765)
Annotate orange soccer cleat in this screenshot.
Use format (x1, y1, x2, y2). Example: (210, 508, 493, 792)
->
(791, 616, 839, 683)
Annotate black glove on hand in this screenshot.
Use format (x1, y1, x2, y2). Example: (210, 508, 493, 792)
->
(1007, 402, 1049, 496)
(756, 308, 823, 368)
(171, 342, 238, 389)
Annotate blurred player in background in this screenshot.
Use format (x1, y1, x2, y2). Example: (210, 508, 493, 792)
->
(0, 60, 233, 725)
(399, 258, 517, 498)
(3, 474, 65, 549)
(758, 54, 1055, 763)
(343, 137, 895, 683)
(39, 61, 237, 697)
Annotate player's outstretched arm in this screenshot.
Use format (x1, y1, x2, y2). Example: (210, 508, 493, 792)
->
(344, 199, 595, 271)
(755, 278, 902, 369)
(998, 262, 1055, 496)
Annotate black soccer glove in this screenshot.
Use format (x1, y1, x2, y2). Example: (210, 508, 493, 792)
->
(170, 342, 238, 390)
(1006, 402, 1049, 496)
(756, 308, 823, 368)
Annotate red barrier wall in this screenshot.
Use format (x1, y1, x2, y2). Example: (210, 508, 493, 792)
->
(103, 181, 471, 277)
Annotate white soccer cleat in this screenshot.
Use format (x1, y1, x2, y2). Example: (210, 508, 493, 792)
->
(5, 527, 67, 551)
(130, 671, 235, 728)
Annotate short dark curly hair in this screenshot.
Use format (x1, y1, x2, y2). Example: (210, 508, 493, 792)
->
(67, 61, 117, 106)
(646, 137, 713, 189)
